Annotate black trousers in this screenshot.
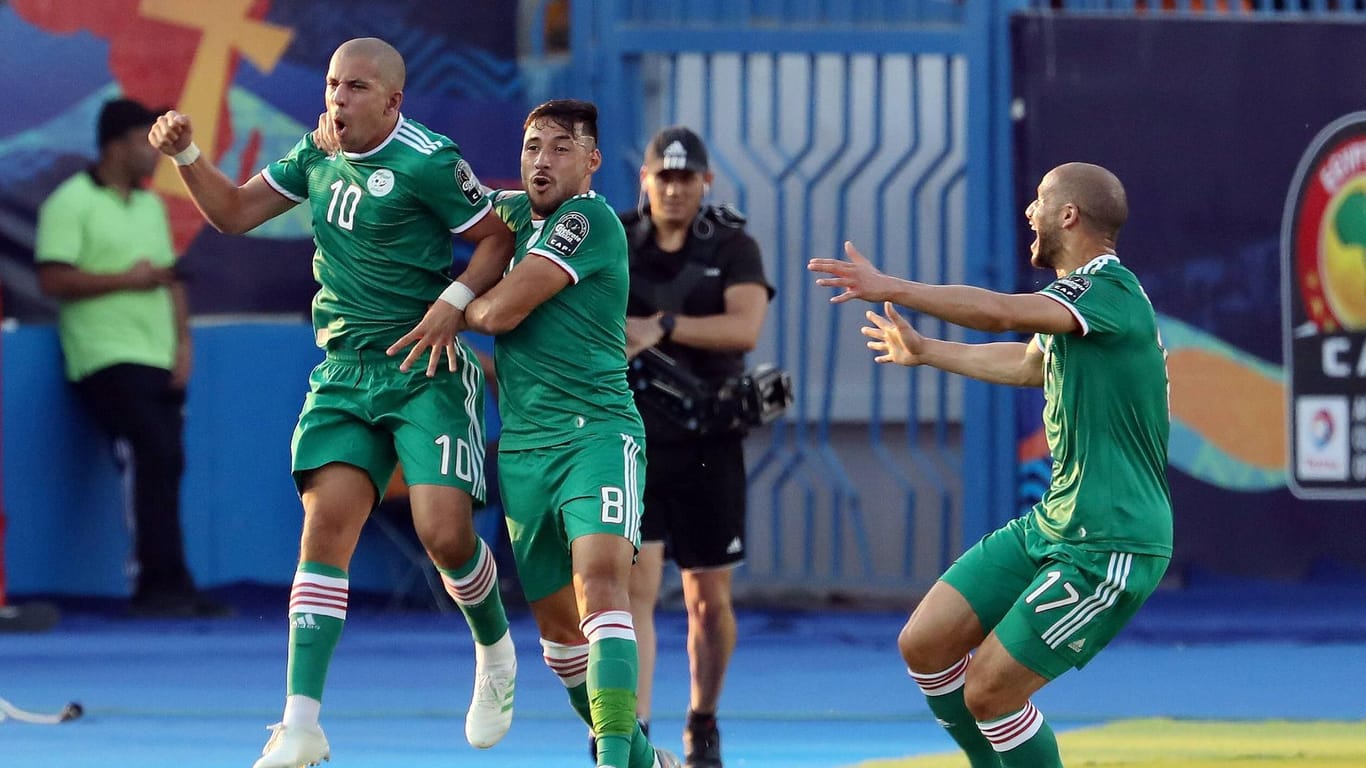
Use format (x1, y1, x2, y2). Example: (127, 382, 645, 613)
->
(73, 363, 193, 599)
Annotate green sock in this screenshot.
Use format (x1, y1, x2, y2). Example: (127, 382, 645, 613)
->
(627, 721, 654, 768)
(587, 637, 639, 767)
(925, 686, 1001, 767)
(573, 683, 653, 768)
(568, 681, 595, 727)
(912, 658, 1000, 768)
(286, 562, 349, 700)
(978, 703, 1062, 768)
(438, 537, 509, 646)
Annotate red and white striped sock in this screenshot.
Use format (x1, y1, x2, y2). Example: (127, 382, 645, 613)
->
(909, 654, 969, 696)
(977, 701, 1045, 752)
(289, 568, 348, 621)
(541, 637, 590, 688)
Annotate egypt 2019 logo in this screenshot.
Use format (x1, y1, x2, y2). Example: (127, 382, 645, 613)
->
(1282, 112, 1366, 498)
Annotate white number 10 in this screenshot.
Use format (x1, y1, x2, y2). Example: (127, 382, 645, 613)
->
(434, 435, 473, 481)
(327, 179, 362, 230)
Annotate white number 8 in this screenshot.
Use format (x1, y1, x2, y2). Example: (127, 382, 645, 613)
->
(600, 486, 625, 524)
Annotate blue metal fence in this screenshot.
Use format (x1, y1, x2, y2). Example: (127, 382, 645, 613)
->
(520, 0, 1366, 600)
(524, 0, 1021, 599)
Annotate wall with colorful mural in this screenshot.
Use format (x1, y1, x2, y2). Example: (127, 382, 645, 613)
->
(1012, 14, 1366, 580)
(0, 0, 522, 318)
(0, 1, 523, 596)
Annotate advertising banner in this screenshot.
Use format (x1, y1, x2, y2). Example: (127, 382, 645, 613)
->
(1282, 113, 1366, 499)
(1012, 14, 1366, 577)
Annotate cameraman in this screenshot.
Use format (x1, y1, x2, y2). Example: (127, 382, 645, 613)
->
(620, 126, 772, 768)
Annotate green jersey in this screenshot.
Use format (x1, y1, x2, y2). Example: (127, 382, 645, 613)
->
(490, 190, 644, 450)
(262, 115, 490, 351)
(1033, 254, 1172, 556)
(35, 171, 177, 381)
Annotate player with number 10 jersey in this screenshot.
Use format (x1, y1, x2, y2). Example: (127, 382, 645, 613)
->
(264, 116, 490, 354)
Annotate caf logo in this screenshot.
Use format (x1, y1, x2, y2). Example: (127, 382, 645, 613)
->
(1283, 112, 1366, 498)
(1286, 112, 1366, 332)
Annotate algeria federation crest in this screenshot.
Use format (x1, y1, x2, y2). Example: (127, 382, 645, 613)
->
(366, 168, 395, 197)
(1282, 111, 1366, 498)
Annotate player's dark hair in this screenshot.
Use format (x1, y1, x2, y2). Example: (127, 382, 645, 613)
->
(525, 99, 599, 143)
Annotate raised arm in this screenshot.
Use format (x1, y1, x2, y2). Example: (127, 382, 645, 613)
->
(863, 302, 1045, 387)
(811, 241, 1080, 336)
(148, 111, 296, 235)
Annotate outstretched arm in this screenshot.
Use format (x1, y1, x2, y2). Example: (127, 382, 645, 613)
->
(148, 111, 295, 234)
(863, 302, 1044, 387)
(811, 241, 1079, 336)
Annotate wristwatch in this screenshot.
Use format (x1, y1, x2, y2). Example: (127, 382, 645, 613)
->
(658, 312, 677, 342)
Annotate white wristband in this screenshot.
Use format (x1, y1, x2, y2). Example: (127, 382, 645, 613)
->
(172, 142, 201, 166)
(438, 281, 476, 311)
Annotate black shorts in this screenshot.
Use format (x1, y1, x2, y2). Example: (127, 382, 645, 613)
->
(640, 434, 747, 570)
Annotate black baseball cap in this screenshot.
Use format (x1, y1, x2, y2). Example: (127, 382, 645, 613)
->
(97, 98, 162, 148)
(644, 125, 709, 173)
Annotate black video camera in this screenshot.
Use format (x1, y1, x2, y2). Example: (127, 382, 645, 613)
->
(628, 347, 793, 435)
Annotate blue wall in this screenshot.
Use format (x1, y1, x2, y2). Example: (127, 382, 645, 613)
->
(1, 322, 457, 598)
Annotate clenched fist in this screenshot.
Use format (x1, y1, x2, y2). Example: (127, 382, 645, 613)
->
(147, 110, 194, 157)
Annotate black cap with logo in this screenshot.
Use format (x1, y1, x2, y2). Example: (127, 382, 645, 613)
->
(644, 125, 709, 173)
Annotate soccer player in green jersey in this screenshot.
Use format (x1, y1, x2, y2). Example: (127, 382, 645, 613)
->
(462, 99, 679, 768)
(810, 163, 1172, 768)
(148, 38, 518, 768)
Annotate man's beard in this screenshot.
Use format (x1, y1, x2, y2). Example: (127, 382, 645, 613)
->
(530, 189, 566, 218)
(1033, 231, 1062, 270)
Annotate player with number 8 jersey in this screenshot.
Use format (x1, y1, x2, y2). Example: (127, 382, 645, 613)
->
(466, 100, 679, 768)
(489, 188, 644, 451)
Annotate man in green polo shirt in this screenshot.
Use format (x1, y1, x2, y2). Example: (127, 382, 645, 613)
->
(35, 98, 227, 619)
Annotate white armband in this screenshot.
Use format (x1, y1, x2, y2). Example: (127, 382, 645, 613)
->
(172, 142, 202, 167)
(438, 280, 476, 311)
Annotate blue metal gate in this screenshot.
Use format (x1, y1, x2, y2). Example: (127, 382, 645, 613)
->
(544, 1, 1023, 600)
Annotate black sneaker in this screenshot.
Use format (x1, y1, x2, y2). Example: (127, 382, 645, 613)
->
(589, 718, 649, 763)
(683, 715, 721, 768)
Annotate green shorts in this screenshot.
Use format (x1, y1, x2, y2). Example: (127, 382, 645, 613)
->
(291, 346, 487, 504)
(942, 514, 1169, 680)
(499, 432, 646, 603)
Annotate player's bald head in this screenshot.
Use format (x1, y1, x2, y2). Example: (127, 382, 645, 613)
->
(334, 37, 406, 91)
(1046, 162, 1128, 241)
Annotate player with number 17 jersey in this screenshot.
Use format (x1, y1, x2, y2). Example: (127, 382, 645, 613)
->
(262, 115, 490, 352)
(1035, 255, 1172, 556)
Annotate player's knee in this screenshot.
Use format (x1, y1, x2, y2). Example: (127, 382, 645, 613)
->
(686, 593, 733, 631)
(415, 522, 473, 567)
(961, 670, 1019, 722)
(898, 620, 932, 670)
